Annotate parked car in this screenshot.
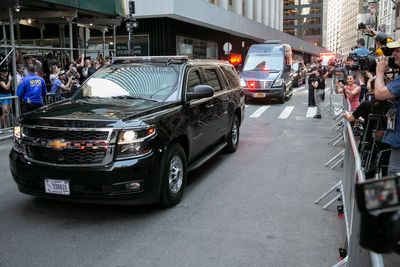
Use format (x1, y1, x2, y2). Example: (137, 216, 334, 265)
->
(9, 56, 245, 207)
(292, 61, 307, 87)
(240, 40, 294, 103)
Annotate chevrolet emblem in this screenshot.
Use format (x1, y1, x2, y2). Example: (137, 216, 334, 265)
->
(48, 139, 68, 150)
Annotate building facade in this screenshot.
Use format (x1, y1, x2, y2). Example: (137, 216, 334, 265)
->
(377, 0, 396, 38)
(205, 0, 283, 31)
(283, 0, 324, 47)
(130, 0, 326, 63)
(325, 0, 341, 53)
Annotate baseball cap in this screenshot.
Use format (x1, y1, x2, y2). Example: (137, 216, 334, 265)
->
(387, 39, 400, 49)
(375, 32, 387, 43)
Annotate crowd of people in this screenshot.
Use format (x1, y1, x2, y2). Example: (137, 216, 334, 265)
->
(0, 52, 111, 131)
(303, 24, 400, 178)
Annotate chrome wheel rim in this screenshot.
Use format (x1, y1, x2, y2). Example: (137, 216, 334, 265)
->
(169, 155, 183, 194)
(231, 121, 238, 145)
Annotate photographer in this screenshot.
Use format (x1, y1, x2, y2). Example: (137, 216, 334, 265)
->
(353, 38, 370, 57)
(337, 74, 361, 111)
(66, 62, 81, 85)
(307, 60, 323, 107)
(342, 76, 392, 177)
(50, 70, 74, 94)
(310, 69, 325, 119)
(375, 41, 400, 175)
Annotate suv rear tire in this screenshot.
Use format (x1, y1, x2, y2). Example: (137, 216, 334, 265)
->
(159, 143, 187, 207)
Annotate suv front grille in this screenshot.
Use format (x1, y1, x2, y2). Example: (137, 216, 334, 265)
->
(22, 126, 113, 166)
(26, 146, 106, 164)
(24, 128, 109, 141)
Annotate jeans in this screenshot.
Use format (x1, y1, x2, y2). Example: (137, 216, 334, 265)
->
(314, 89, 324, 116)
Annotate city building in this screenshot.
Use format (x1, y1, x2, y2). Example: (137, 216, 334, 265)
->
(377, 0, 396, 38)
(283, 0, 324, 47)
(337, 0, 364, 55)
(325, 0, 341, 53)
(129, 0, 327, 62)
(206, 0, 283, 31)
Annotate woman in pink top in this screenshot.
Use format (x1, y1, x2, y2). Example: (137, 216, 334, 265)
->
(338, 74, 361, 111)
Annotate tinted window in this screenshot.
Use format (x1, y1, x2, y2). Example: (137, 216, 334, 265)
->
(243, 54, 283, 71)
(204, 68, 222, 92)
(187, 70, 202, 93)
(248, 44, 283, 55)
(221, 65, 240, 88)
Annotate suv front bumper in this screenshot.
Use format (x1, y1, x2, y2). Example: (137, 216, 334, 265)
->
(243, 87, 284, 100)
(9, 149, 163, 205)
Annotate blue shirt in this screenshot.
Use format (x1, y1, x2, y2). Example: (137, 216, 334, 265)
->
(50, 79, 62, 93)
(353, 46, 370, 57)
(383, 77, 400, 148)
(17, 74, 47, 105)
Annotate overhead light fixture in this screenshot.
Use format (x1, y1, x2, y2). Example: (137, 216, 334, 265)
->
(109, 42, 114, 45)
(27, 18, 32, 24)
(15, 0, 20, 12)
(89, 23, 93, 26)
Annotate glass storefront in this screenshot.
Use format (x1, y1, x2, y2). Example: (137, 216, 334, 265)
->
(176, 36, 218, 59)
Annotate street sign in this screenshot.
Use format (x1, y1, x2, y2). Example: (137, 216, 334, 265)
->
(223, 42, 232, 54)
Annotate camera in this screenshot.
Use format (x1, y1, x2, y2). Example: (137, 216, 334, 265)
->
(356, 173, 400, 254)
(358, 22, 367, 30)
(348, 53, 376, 73)
(352, 122, 364, 137)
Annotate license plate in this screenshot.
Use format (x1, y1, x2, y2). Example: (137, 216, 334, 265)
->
(44, 179, 70, 195)
(253, 93, 266, 98)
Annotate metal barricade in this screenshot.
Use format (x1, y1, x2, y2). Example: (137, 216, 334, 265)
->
(0, 91, 71, 139)
(0, 95, 19, 135)
(317, 96, 385, 267)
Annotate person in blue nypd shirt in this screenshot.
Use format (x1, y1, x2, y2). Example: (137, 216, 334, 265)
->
(375, 40, 400, 175)
(17, 65, 47, 113)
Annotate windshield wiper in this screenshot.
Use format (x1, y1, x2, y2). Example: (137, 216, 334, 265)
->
(111, 95, 159, 102)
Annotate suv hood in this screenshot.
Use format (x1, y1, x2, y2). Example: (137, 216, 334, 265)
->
(241, 70, 281, 81)
(21, 98, 177, 127)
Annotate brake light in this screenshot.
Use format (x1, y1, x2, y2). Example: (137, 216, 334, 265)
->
(246, 80, 256, 90)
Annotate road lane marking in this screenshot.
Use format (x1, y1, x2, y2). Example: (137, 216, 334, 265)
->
(306, 107, 317, 117)
(249, 106, 270, 118)
(277, 106, 294, 120)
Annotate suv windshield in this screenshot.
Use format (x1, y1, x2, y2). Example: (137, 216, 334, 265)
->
(75, 64, 181, 102)
(243, 54, 283, 72)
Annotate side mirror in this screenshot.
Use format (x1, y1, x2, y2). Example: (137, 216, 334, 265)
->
(186, 85, 214, 101)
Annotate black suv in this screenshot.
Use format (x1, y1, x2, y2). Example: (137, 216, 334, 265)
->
(10, 56, 245, 207)
(291, 61, 307, 87)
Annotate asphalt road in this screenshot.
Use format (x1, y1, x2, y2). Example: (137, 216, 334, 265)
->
(0, 85, 347, 267)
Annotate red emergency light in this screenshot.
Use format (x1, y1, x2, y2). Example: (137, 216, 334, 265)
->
(228, 53, 242, 65)
(320, 53, 335, 63)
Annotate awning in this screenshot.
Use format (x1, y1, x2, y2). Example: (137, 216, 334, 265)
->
(39, 0, 126, 16)
(2, 0, 126, 17)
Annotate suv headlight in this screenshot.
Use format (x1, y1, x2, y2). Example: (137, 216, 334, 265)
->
(14, 125, 22, 139)
(273, 79, 284, 87)
(116, 127, 156, 160)
(12, 125, 23, 153)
